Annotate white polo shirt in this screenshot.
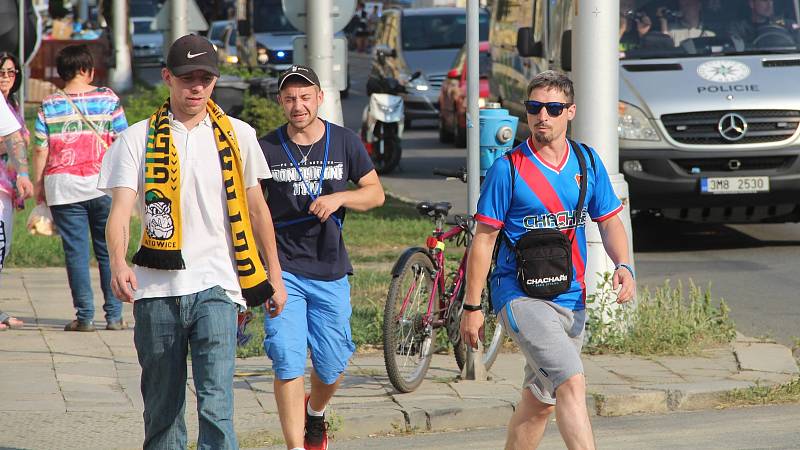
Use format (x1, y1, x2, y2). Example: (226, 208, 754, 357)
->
(0, 99, 21, 136)
(98, 112, 271, 306)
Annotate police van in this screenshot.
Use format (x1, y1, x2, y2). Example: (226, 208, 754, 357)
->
(489, 0, 800, 223)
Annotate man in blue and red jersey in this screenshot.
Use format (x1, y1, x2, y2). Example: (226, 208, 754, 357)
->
(460, 70, 636, 450)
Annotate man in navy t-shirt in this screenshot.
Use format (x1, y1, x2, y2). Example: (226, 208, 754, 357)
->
(259, 65, 385, 450)
(460, 71, 636, 450)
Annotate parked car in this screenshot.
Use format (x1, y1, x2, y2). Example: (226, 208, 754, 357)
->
(207, 19, 239, 66)
(489, 0, 800, 223)
(371, 7, 489, 127)
(130, 17, 163, 66)
(438, 41, 490, 147)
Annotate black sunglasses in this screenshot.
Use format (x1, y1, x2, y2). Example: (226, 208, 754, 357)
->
(524, 100, 573, 116)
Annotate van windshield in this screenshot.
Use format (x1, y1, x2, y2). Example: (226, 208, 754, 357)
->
(401, 12, 489, 51)
(253, 2, 300, 34)
(619, 0, 800, 59)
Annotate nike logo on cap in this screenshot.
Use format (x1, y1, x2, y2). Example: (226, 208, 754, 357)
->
(187, 51, 207, 59)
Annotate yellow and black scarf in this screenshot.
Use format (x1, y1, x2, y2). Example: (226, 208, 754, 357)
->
(133, 99, 274, 306)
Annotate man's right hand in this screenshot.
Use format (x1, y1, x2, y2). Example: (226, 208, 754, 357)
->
(460, 309, 485, 350)
(33, 180, 45, 205)
(111, 263, 137, 303)
(267, 282, 288, 318)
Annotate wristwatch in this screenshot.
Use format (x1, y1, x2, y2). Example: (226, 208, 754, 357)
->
(462, 303, 482, 312)
(615, 263, 635, 280)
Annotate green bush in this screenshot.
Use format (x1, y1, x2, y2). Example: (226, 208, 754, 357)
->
(585, 274, 737, 355)
(122, 83, 171, 125)
(239, 92, 286, 138)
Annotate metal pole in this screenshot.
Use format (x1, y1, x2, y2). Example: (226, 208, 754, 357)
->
(462, 0, 487, 382)
(571, 1, 635, 314)
(307, 0, 343, 126)
(172, 0, 189, 45)
(18, 0, 25, 120)
(78, 0, 89, 23)
(109, 0, 133, 92)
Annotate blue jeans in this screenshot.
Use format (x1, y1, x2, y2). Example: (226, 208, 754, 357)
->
(50, 195, 121, 323)
(133, 286, 239, 450)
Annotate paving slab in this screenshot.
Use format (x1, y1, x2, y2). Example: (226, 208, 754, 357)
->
(734, 341, 800, 374)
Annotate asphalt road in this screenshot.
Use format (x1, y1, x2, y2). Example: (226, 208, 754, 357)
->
(256, 403, 800, 449)
(132, 55, 800, 348)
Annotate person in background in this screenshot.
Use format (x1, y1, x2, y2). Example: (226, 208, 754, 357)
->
(659, 0, 716, 46)
(0, 70, 32, 331)
(32, 44, 128, 332)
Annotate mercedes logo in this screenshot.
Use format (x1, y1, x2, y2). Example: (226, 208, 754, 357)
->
(718, 113, 748, 142)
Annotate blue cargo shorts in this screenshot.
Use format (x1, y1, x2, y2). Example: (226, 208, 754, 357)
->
(263, 271, 355, 384)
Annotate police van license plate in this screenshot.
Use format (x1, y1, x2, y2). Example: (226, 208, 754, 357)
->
(700, 176, 769, 194)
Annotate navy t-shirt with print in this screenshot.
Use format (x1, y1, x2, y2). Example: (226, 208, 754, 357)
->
(259, 121, 374, 281)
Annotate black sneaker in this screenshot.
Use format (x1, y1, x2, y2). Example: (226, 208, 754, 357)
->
(64, 320, 95, 332)
(304, 410, 329, 450)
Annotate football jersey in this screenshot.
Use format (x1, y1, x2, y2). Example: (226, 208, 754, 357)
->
(475, 138, 623, 312)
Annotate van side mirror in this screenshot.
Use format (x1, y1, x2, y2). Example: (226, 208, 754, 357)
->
(560, 30, 572, 72)
(410, 71, 422, 81)
(516, 27, 543, 57)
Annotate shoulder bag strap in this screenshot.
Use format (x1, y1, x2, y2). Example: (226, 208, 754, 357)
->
(57, 90, 109, 151)
(567, 139, 588, 242)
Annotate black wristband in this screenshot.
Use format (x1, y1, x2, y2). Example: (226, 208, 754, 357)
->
(462, 303, 482, 311)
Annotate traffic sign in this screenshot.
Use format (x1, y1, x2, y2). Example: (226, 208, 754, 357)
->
(155, 0, 209, 32)
(293, 36, 348, 91)
(282, 0, 356, 33)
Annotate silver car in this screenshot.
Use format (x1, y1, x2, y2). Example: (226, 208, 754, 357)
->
(371, 7, 488, 126)
(131, 17, 163, 66)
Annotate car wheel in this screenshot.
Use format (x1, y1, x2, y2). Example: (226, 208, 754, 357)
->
(454, 109, 467, 148)
(438, 116, 453, 143)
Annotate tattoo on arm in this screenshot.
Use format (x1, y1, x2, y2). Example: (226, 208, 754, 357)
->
(4, 131, 28, 173)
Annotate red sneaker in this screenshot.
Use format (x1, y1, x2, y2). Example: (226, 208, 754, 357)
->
(304, 394, 329, 450)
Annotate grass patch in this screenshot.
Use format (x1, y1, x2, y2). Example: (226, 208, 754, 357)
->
(585, 274, 737, 356)
(6, 199, 141, 267)
(721, 377, 800, 406)
(237, 306, 266, 359)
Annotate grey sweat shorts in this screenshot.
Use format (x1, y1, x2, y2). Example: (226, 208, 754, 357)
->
(498, 297, 586, 405)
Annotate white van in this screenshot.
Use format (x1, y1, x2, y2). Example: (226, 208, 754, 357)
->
(489, 0, 800, 223)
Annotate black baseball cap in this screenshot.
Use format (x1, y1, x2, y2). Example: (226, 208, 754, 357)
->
(166, 34, 219, 77)
(278, 65, 321, 90)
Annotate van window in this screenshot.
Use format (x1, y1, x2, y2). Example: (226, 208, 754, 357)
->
(401, 12, 489, 51)
(254, 1, 300, 33)
(620, 0, 800, 59)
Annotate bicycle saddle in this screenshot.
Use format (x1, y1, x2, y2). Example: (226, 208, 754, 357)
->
(415, 201, 453, 217)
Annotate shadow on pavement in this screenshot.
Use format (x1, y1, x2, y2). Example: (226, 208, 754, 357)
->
(632, 215, 800, 252)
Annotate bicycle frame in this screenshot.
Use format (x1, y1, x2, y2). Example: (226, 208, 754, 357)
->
(395, 216, 472, 330)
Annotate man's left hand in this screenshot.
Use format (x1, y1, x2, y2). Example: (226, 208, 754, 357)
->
(309, 192, 344, 222)
(613, 267, 636, 303)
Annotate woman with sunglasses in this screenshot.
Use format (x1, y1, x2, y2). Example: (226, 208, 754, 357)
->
(0, 52, 33, 331)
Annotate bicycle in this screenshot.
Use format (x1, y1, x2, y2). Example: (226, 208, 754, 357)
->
(382, 168, 504, 393)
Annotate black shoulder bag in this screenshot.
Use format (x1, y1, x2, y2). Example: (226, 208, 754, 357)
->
(505, 140, 589, 298)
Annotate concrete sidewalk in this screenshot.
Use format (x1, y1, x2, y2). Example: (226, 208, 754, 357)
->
(1, 268, 797, 450)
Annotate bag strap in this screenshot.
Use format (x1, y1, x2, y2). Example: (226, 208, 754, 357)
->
(57, 90, 109, 151)
(568, 139, 589, 234)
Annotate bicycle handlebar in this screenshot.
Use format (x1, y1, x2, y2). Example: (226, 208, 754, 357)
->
(432, 168, 467, 183)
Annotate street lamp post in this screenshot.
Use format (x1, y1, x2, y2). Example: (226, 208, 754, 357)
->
(571, 1, 635, 314)
(307, 0, 344, 126)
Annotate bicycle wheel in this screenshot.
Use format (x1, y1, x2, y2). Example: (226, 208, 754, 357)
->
(383, 250, 436, 393)
(452, 285, 505, 373)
